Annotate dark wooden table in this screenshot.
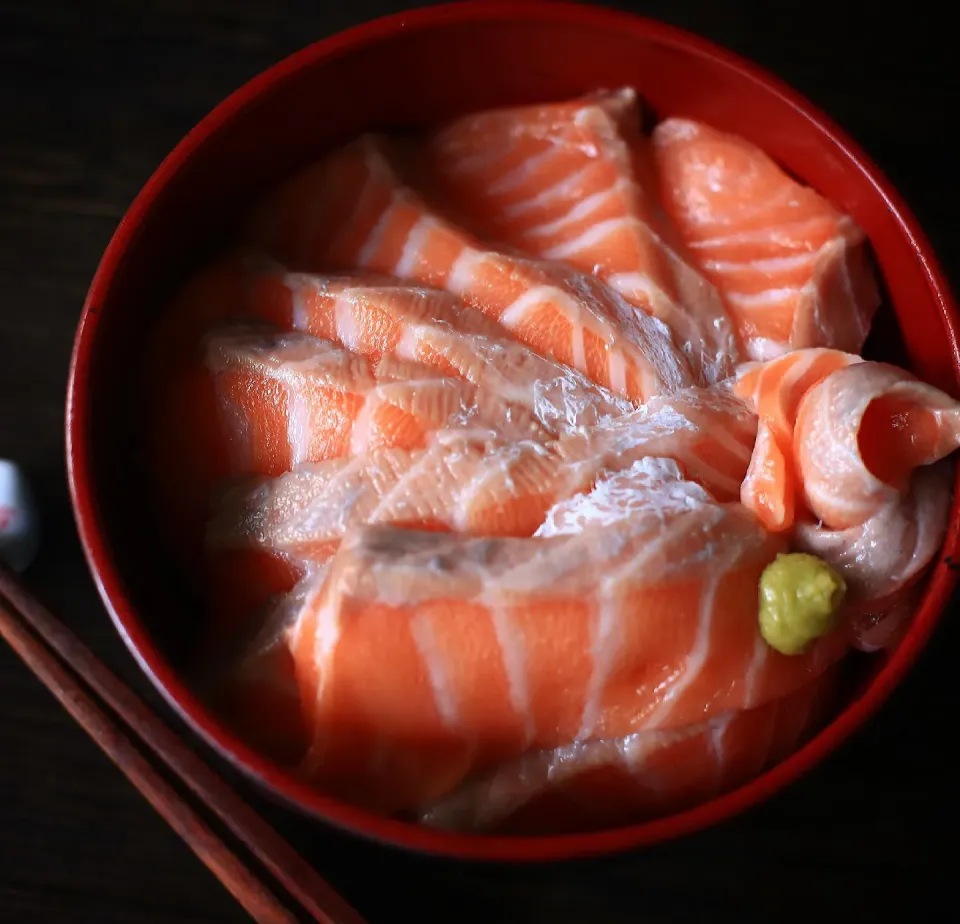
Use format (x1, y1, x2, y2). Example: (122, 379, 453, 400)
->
(1, 1, 955, 920)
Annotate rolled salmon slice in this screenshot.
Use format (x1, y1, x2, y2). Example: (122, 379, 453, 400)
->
(418, 667, 838, 834)
(424, 88, 737, 385)
(653, 119, 881, 361)
(733, 348, 864, 531)
(795, 361, 960, 530)
(284, 476, 846, 813)
(243, 134, 694, 402)
(795, 462, 953, 611)
(205, 385, 759, 565)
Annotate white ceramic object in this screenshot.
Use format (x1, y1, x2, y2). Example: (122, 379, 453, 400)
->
(0, 459, 40, 572)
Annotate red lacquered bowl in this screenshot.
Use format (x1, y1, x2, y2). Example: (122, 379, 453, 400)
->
(66, 1, 960, 862)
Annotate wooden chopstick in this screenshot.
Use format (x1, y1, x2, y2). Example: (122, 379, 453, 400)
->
(0, 564, 368, 924)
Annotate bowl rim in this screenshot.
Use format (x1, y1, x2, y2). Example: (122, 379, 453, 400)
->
(66, 0, 960, 862)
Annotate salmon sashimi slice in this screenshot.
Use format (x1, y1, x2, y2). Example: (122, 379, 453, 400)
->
(733, 349, 863, 531)
(424, 88, 738, 385)
(284, 472, 845, 813)
(205, 386, 758, 563)
(795, 462, 953, 617)
(149, 257, 632, 437)
(147, 323, 545, 568)
(417, 670, 837, 834)
(795, 361, 960, 530)
(207, 440, 569, 560)
(243, 134, 695, 402)
(652, 119, 881, 361)
(552, 384, 757, 504)
(273, 273, 634, 432)
(203, 325, 548, 466)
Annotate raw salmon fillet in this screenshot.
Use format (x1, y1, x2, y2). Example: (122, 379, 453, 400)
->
(148, 257, 632, 437)
(425, 88, 738, 385)
(653, 119, 881, 361)
(283, 463, 845, 813)
(418, 669, 837, 834)
(147, 324, 543, 558)
(244, 134, 695, 402)
(207, 325, 546, 471)
(205, 386, 758, 564)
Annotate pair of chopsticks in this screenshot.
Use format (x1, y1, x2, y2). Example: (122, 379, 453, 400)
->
(0, 563, 369, 924)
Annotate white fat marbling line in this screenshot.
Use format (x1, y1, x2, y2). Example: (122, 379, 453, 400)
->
(689, 217, 838, 254)
(575, 590, 623, 742)
(540, 217, 634, 262)
(503, 164, 595, 218)
(322, 151, 379, 261)
(441, 134, 518, 174)
(286, 380, 314, 467)
(606, 348, 627, 397)
(290, 286, 310, 332)
(725, 287, 798, 310)
(445, 247, 484, 296)
(487, 595, 534, 745)
(397, 215, 446, 280)
(523, 181, 622, 239)
(641, 563, 723, 730)
(489, 146, 562, 196)
(356, 197, 400, 268)
(333, 293, 363, 353)
(702, 251, 818, 275)
(742, 634, 770, 711)
(410, 612, 462, 731)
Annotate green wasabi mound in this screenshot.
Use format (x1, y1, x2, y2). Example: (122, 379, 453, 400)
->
(758, 553, 847, 656)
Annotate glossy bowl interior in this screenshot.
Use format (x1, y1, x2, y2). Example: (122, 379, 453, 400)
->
(67, 1, 960, 861)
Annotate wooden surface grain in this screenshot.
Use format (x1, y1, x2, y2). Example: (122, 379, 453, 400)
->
(0, 1, 955, 920)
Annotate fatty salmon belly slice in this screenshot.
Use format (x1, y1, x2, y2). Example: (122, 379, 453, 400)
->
(204, 439, 581, 565)
(424, 87, 738, 385)
(652, 118, 881, 361)
(147, 324, 548, 566)
(733, 348, 863, 531)
(243, 133, 695, 402)
(795, 461, 953, 611)
(284, 502, 846, 813)
(155, 258, 633, 435)
(204, 384, 758, 566)
(794, 361, 960, 529)
(563, 384, 758, 504)
(278, 273, 634, 433)
(418, 668, 838, 834)
(203, 325, 548, 460)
